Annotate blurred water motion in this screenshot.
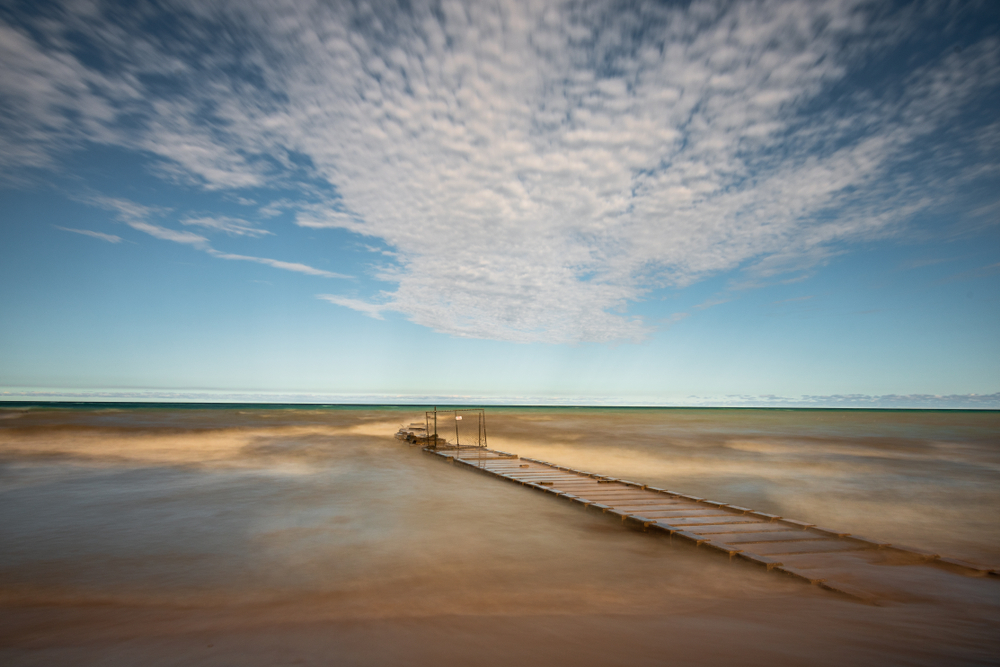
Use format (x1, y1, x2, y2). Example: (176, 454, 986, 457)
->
(0, 406, 998, 665)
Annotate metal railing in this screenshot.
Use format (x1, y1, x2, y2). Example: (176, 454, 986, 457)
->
(424, 407, 488, 465)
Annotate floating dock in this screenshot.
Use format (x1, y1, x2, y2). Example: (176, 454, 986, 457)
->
(418, 442, 998, 604)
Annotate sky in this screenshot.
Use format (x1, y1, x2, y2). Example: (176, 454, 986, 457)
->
(1, 0, 998, 407)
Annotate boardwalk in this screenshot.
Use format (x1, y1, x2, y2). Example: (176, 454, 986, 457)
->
(426, 445, 999, 604)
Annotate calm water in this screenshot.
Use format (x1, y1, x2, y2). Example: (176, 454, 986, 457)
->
(1, 404, 998, 665)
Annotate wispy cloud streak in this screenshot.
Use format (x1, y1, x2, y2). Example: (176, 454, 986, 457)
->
(54, 226, 123, 243)
(316, 294, 387, 319)
(181, 216, 273, 237)
(209, 250, 349, 279)
(88, 194, 348, 279)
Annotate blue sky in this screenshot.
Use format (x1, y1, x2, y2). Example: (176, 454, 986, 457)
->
(1, 0, 998, 407)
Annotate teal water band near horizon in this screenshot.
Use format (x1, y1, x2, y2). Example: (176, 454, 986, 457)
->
(1, 401, 998, 414)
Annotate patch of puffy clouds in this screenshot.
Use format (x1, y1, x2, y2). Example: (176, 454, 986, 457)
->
(1, 0, 998, 342)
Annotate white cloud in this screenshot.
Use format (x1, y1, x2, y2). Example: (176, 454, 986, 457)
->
(85, 195, 209, 246)
(209, 250, 350, 278)
(88, 196, 165, 224)
(181, 216, 273, 237)
(54, 226, 123, 243)
(2, 0, 998, 343)
(88, 193, 346, 278)
(126, 220, 209, 247)
(316, 294, 388, 320)
(295, 209, 362, 229)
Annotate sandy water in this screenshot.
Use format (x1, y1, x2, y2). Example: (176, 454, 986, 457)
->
(0, 405, 998, 665)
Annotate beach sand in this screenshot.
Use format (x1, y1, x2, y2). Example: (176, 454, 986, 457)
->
(1, 406, 998, 665)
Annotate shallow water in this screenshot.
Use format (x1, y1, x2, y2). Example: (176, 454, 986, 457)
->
(0, 405, 998, 665)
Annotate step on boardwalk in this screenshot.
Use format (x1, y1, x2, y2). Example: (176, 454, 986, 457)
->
(426, 446, 999, 604)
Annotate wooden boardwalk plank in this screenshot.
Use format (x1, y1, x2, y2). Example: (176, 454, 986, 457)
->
(713, 531, 832, 545)
(651, 515, 764, 525)
(748, 540, 871, 556)
(613, 508, 731, 516)
(583, 498, 693, 505)
(685, 524, 800, 535)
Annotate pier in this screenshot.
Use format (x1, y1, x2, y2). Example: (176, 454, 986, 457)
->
(405, 423, 998, 604)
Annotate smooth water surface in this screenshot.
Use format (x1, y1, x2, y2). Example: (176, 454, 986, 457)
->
(1, 405, 998, 665)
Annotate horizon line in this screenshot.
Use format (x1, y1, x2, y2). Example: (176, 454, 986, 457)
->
(2, 399, 998, 412)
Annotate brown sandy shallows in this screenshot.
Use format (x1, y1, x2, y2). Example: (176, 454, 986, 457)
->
(481, 408, 1000, 565)
(0, 407, 998, 665)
